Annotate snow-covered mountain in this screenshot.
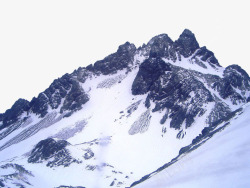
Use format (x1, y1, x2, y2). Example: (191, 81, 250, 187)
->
(0, 29, 249, 188)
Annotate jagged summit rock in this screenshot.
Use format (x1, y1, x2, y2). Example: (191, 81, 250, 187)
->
(89, 41, 136, 75)
(147, 33, 173, 46)
(174, 29, 200, 58)
(117, 41, 136, 54)
(145, 29, 210, 65)
(148, 34, 174, 58)
(0, 98, 30, 129)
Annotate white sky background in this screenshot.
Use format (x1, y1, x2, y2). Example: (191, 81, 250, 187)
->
(0, 0, 250, 113)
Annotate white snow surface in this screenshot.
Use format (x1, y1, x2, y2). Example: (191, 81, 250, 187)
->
(162, 56, 224, 77)
(134, 103, 250, 188)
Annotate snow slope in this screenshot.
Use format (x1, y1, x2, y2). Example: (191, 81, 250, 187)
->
(134, 103, 250, 188)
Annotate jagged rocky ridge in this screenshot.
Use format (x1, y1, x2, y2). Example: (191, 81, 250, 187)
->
(0, 74, 89, 130)
(1, 29, 249, 132)
(0, 29, 249, 188)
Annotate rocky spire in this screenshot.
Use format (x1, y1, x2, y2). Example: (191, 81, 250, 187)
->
(175, 29, 200, 58)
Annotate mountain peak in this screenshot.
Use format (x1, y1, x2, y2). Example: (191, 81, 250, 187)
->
(147, 34, 174, 58)
(0, 98, 30, 129)
(117, 41, 136, 54)
(175, 29, 200, 57)
(181, 28, 195, 36)
(147, 34, 173, 46)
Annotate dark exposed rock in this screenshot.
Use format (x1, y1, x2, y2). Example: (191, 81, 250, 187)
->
(0, 99, 30, 129)
(44, 74, 71, 107)
(131, 57, 171, 95)
(214, 80, 243, 102)
(224, 65, 250, 89)
(28, 138, 81, 167)
(0, 69, 91, 131)
(30, 74, 74, 116)
(28, 138, 69, 162)
(174, 29, 200, 58)
(176, 130, 185, 139)
(132, 44, 249, 129)
(0, 180, 4, 187)
(60, 80, 89, 113)
(147, 66, 213, 129)
(207, 102, 232, 126)
(0, 114, 3, 122)
(144, 95, 151, 108)
(74, 67, 93, 83)
(146, 29, 203, 62)
(179, 145, 191, 155)
(169, 106, 187, 129)
(110, 180, 115, 186)
(211, 65, 250, 104)
(83, 148, 94, 160)
(30, 93, 49, 118)
(29, 74, 71, 117)
(91, 42, 136, 75)
(201, 126, 212, 136)
(147, 34, 174, 59)
(160, 113, 168, 124)
(30, 74, 89, 117)
(85, 63, 94, 72)
(192, 46, 220, 66)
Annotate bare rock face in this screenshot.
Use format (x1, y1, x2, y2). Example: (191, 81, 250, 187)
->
(174, 29, 200, 58)
(0, 74, 89, 131)
(89, 42, 136, 75)
(132, 58, 249, 129)
(191, 46, 220, 67)
(148, 34, 174, 58)
(147, 29, 200, 61)
(133, 63, 214, 129)
(30, 74, 89, 117)
(28, 138, 81, 167)
(132, 57, 171, 95)
(0, 99, 30, 129)
(215, 65, 250, 103)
